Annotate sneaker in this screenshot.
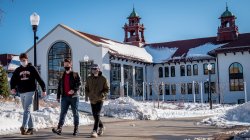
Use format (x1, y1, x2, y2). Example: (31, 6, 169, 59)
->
(73, 126, 78, 136)
(20, 127, 27, 135)
(91, 131, 98, 138)
(26, 128, 34, 135)
(97, 127, 105, 136)
(52, 127, 62, 135)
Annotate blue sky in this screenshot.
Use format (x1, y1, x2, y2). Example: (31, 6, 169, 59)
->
(0, 0, 250, 54)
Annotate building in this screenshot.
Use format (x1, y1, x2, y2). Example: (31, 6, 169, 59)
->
(26, 6, 250, 104)
(0, 54, 20, 81)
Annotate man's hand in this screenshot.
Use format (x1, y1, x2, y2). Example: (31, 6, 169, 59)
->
(68, 90, 74, 95)
(11, 89, 16, 95)
(41, 92, 47, 97)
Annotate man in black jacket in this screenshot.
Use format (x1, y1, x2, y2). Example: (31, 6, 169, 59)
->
(52, 58, 81, 136)
(10, 53, 46, 135)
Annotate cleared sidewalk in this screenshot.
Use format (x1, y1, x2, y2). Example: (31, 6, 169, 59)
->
(0, 116, 225, 140)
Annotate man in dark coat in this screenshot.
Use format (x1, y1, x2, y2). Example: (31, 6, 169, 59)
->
(52, 58, 81, 136)
(85, 64, 109, 138)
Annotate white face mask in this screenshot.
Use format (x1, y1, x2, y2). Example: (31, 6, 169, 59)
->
(20, 61, 28, 67)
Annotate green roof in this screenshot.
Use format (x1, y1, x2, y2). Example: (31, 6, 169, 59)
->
(128, 7, 139, 18)
(221, 5, 234, 17)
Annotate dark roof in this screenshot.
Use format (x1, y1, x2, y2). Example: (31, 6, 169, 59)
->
(209, 33, 250, 55)
(146, 33, 250, 58)
(145, 37, 220, 58)
(77, 27, 250, 60)
(77, 31, 123, 44)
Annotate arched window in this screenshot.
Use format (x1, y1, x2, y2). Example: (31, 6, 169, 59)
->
(48, 42, 72, 93)
(229, 62, 244, 91)
(158, 67, 163, 78)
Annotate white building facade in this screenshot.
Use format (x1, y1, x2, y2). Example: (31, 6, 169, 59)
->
(26, 7, 250, 104)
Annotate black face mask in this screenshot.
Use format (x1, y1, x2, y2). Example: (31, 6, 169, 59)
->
(64, 67, 70, 71)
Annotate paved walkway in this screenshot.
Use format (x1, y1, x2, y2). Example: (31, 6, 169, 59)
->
(1, 116, 226, 140)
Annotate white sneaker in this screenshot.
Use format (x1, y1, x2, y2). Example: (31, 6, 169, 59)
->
(97, 127, 105, 136)
(91, 131, 98, 138)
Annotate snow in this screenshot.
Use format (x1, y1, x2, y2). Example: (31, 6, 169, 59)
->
(77, 97, 236, 120)
(0, 94, 93, 135)
(144, 46, 177, 63)
(2, 94, 249, 136)
(7, 56, 20, 71)
(98, 39, 225, 63)
(186, 43, 226, 57)
(100, 39, 153, 62)
(200, 101, 250, 128)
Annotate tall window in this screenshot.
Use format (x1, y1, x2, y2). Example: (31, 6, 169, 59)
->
(203, 63, 208, 75)
(80, 60, 93, 82)
(149, 84, 152, 95)
(48, 42, 71, 93)
(165, 67, 169, 77)
(158, 67, 163, 78)
(195, 82, 199, 94)
(187, 65, 191, 76)
(181, 83, 186, 94)
(187, 83, 192, 94)
(110, 63, 121, 98)
(171, 66, 175, 77)
(193, 64, 198, 75)
(229, 62, 244, 91)
(165, 84, 170, 95)
(135, 66, 143, 96)
(171, 84, 176, 95)
(180, 65, 185, 76)
(124, 65, 133, 97)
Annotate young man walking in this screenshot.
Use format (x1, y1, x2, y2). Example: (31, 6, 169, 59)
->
(52, 58, 81, 136)
(85, 64, 109, 138)
(10, 53, 46, 135)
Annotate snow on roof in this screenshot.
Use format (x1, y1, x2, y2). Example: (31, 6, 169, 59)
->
(186, 43, 226, 57)
(7, 56, 20, 71)
(100, 39, 153, 63)
(144, 46, 178, 63)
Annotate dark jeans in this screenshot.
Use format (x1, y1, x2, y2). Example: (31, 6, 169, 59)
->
(91, 101, 104, 131)
(58, 96, 79, 127)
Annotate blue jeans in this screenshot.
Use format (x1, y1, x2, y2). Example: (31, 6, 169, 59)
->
(20, 92, 34, 129)
(58, 96, 79, 126)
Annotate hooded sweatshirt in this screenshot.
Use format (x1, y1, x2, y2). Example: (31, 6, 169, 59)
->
(10, 63, 46, 93)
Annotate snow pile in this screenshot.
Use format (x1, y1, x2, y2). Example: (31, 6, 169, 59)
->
(79, 97, 235, 120)
(200, 102, 250, 128)
(0, 94, 93, 135)
(103, 97, 158, 120)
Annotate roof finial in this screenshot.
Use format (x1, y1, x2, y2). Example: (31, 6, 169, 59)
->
(226, 2, 228, 11)
(133, 4, 135, 12)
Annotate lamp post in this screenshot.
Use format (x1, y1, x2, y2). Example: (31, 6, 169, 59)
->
(30, 12, 40, 111)
(83, 55, 89, 101)
(207, 63, 212, 110)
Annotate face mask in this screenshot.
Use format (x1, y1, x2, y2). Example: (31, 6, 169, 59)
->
(64, 67, 70, 71)
(20, 61, 28, 67)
